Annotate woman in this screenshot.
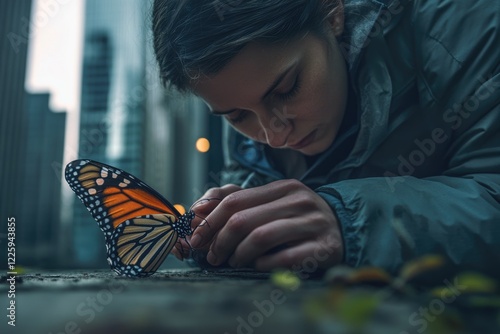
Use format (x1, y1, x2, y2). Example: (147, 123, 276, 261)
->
(152, 0, 500, 275)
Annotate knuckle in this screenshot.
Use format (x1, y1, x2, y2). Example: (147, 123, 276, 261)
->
(226, 212, 247, 234)
(248, 227, 269, 247)
(279, 249, 297, 267)
(222, 192, 240, 208)
(286, 178, 303, 189)
(290, 192, 316, 211)
(204, 187, 223, 199)
(221, 183, 241, 193)
(274, 178, 302, 190)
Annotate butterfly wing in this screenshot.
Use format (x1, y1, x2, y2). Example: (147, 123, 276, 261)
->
(65, 159, 181, 240)
(65, 159, 195, 277)
(107, 214, 179, 277)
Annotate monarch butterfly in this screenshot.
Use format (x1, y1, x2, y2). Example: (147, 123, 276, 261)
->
(65, 159, 198, 277)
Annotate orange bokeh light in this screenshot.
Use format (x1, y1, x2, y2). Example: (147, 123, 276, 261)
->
(174, 204, 186, 215)
(196, 138, 210, 153)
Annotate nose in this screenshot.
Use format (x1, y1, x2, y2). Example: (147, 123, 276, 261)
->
(256, 107, 292, 148)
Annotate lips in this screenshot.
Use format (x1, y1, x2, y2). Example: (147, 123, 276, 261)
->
(287, 130, 317, 150)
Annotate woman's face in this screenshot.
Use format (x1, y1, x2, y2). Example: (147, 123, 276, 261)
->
(192, 29, 348, 156)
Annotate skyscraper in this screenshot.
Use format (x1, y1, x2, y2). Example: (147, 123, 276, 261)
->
(73, 0, 147, 266)
(18, 93, 66, 267)
(0, 1, 32, 268)
(73, 0, 216, 268)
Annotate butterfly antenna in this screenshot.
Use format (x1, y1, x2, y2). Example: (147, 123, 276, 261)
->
(193, 214, 211, 230)
(189, 197, 222, 210)
(186, 239, 193, 250)
(175, 239, 190, 259)
(174, 241, 183, 255)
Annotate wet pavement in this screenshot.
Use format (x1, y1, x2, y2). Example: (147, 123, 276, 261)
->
(1, 268, 499, 334)
(1, 268, 321, 334)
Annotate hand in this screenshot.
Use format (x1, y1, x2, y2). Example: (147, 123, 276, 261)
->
(171, 184, 242, 261)
(187, 179, 344, 272)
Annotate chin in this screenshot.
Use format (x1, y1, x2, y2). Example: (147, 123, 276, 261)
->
(300, 145, 325, 156)
(301, 137, 335, 156)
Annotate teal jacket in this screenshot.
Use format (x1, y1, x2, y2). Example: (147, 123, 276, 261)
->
(220, 0, 500, 275)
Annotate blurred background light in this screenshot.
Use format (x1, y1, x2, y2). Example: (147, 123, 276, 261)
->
(196, 137, 211, 153)
(174, 204, 186, 215)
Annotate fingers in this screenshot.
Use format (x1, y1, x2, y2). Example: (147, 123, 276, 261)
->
(189, 184, 242, 243)
(171, 247, 183, 261)
(226, 218, 318, 268)
(189, 179, 343, 272)
(190, 181, 294, 249)
(191, 184, 242, 215)
(174, 238, 191, 259)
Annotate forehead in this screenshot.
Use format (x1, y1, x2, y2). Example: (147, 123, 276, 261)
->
(191, 37, 307, 111)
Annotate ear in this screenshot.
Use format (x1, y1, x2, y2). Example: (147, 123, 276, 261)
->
(326, 0, 345, 37)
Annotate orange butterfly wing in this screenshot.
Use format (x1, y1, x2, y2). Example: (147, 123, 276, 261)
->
(65, 159, 180, 235)
(65, 159, 194, 277)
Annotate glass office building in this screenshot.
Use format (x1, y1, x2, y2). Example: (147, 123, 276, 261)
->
(73, 0, 212, 267)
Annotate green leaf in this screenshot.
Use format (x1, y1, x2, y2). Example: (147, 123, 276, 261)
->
(467, 296, 500, 308)
(270, 269, 301, 290)
(455, 272, 497, 294)
(336, 292, 381, 327)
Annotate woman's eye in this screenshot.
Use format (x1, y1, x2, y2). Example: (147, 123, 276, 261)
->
(275, 74, 301, 102)
(227, 110, 248, 125)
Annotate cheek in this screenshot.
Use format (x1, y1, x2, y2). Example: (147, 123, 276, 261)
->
(311, 70, 346, 123)
(299, 76, 334, 121)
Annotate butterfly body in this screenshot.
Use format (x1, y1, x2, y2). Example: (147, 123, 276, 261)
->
(65, 159, 194, 277)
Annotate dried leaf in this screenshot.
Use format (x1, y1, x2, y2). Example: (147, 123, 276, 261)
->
(399, 255, 445, 282)
(325, 266, 392, 286)
(345, 267, 392, 285)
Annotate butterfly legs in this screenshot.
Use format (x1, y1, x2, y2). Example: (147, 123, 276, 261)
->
(173, 197, 222, 266)
(189, 197, 223, 230)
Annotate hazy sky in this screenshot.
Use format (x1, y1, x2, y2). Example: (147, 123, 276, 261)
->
(25, 0, 85, 223)
(25, 0, 84, 161)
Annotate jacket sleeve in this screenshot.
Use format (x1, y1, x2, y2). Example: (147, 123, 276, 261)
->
(316, 99, 500, 276)
(314, 0, 500, 276)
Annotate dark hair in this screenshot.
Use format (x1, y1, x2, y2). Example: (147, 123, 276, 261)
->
(152, 0, 340, 92)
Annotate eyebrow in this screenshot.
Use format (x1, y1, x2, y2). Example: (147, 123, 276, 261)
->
(211, 63, 296, 115)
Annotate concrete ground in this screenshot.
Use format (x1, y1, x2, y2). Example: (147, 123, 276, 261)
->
(1, 267, 499, 334)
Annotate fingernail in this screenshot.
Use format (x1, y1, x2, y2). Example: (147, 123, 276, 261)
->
(191, 234, 201, 248)
(207, 251, 218, 265)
